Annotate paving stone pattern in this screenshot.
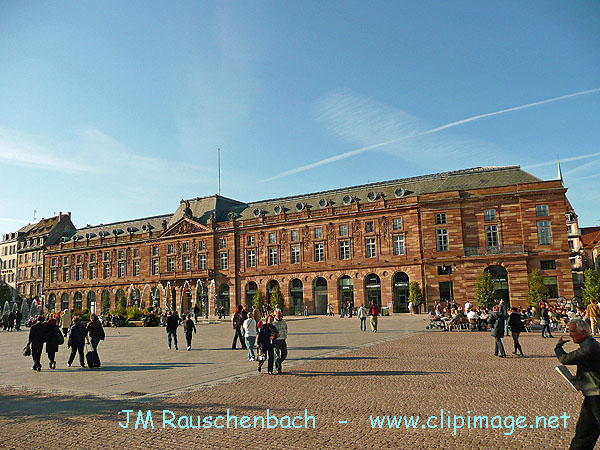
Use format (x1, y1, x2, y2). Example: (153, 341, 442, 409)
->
(0, 316, 590, 450)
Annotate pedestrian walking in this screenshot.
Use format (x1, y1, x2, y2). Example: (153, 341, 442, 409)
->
(15, 310, 22, 331)
(488, 305, 506, 357)
(45, 318, 64, 369)
(555, 319, 600, 449)
(586, 300, 600, 336)
(273, 310, 288, 374)
(193, 304, 200, 323)
(243, 313, 257, 361)
(540, 302, 554, 338)
(183, 314, 196, 350)
(27, 316, 47, 371)
(60, 309, 71, 337)
(408, 300, 413, 315)
(7, 312, 15, 331)
(166, 311, 180, 350)
(67, 316, 88, 368)
(370, 302, 379, 332)
(231, 305, 247, 350)
(86, 313, 105, 353)
(357, 304, 368, 331)
(507, 307, 524, 356)
(257, 314, 277, 375)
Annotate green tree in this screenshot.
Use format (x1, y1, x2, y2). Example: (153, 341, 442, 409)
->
(475, 270, 496, 309)
(582, 268, 600, 307)
(253, 290, 266, 311)
(0, 281, 12, 310)
(270, 285, 285, 310)
(408, 281, 424, 313)
(527, 269, 549, 307)
(101, 296, 111, 314)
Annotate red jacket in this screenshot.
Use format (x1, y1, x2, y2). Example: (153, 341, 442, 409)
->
(370, 305, 379, 316)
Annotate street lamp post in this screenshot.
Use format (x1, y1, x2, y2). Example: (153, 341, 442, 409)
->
(441, 264, 457, 308)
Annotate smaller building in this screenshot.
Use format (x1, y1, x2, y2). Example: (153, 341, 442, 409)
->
(16, 213, 76, 302)
(1, 224, 35, 299)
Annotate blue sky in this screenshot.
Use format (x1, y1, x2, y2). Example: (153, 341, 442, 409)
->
(1, 1, 599, 237)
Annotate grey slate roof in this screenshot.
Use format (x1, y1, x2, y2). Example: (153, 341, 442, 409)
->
(64, 214, 173, 243)
(234, 166, 542, 220)
(168, 195, 247, 227)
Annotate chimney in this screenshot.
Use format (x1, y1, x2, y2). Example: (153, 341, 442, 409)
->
(59, 211, 62, 219)
(68, 211, 71, 218)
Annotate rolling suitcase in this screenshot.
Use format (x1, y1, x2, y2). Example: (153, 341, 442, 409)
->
(85, 345, 101, 368)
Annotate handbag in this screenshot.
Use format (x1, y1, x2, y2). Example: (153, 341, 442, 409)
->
(256, 346, 266, 362)
(23, 344, 31, 357)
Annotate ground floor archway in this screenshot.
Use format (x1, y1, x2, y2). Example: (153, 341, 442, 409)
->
(392, 272, 409, 313)
(314, 277, 328, 314)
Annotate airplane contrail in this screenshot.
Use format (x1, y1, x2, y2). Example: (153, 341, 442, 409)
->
(263, 87, 600, 182)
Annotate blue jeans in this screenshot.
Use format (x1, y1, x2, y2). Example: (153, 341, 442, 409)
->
(245, 336, 256, 359)
(168, 331, 178, 348)
(360, 317, 366, 331)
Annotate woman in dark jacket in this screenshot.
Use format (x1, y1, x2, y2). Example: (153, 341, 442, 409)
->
(488, 305, 506, 357)
(539, 302, 553, 338)
(507, 307, 524, 356)
(45, 318, 64, 369)
(256, 314, 278, 374)
(86, 314, 105, 353)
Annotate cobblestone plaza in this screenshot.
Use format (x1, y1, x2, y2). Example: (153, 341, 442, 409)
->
(0, 316, 586, 449)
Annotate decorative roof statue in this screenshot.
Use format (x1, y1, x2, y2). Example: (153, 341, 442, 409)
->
(183, 200, 193, 219)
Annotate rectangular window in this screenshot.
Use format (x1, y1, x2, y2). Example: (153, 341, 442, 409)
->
(268, 248, 278, 266)
(89, 265, 96, 280)
(104, 251, 109, 261)
(314, 228, 323, 239)
(537, 221, 552, 245)
(366, 237, 377, 258)
(436, 229, 449, 251)
(52, 257, 56, 266)
(268, 233, 276, 244)
(51, 269, 57, 283)
(339, 240, 350, 260)
(314, 243, 324, 262)
(543, 276, 558, 297)
(30, 267, 34, 278)
(37, 267, 42, 277)
(152, 259, 159, 275)
(182, 255, 190, 271)
(133, 260, 140, 276)
(247, 250, 256, 268)
(339, 224, 348, 236)
(118, 249, 124, 259)
(118, 262, 125, 278)
(167, 244, 174, 254)
(541, 260, 556, 270)
(536, 205, 549, 216)
(152, 246, 159, 256)
(220, 253, 228, 270)
(392, 218, 402, 230)
(183, 242, 189, 252)
(198, 254, 206, 270)
(24, 254, 28, 263)
(484, 209, 497, 221)
(485, 225, 499, 248)
(219, 238, 227, 249)
(365, 221, 374, 233)
(393, 235, 405, 255)
(90, 253, 96, 262)
(291, 246, 300, 264)
(291, 230, 299, 242)
(247, 235, 254, 246)
(76, 255, 82, 264)
(63, 256, 68, 265)
(63, 267, 69, 282)
(435, 213, 447, 225)
(199, 241, 206, 251)
(76, 266, 83, 281)
(167, 256, 175, 272)
(133, 249, 139, 258)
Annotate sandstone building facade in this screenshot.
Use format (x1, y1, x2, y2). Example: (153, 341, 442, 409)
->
(43, 166, 575, 315)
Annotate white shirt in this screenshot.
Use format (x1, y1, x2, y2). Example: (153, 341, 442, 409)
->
(467, 310, 479, 321)
(242, 318, 257, 337)
(464, 301, 472, 312)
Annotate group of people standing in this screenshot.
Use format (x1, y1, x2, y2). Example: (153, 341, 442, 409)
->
(2, 310, 22, 331)
(26, 313, 105, 371)
(231, 305, 288, 375)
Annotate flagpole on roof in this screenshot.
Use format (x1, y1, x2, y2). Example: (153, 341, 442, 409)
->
(557, 158, 563, 185)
